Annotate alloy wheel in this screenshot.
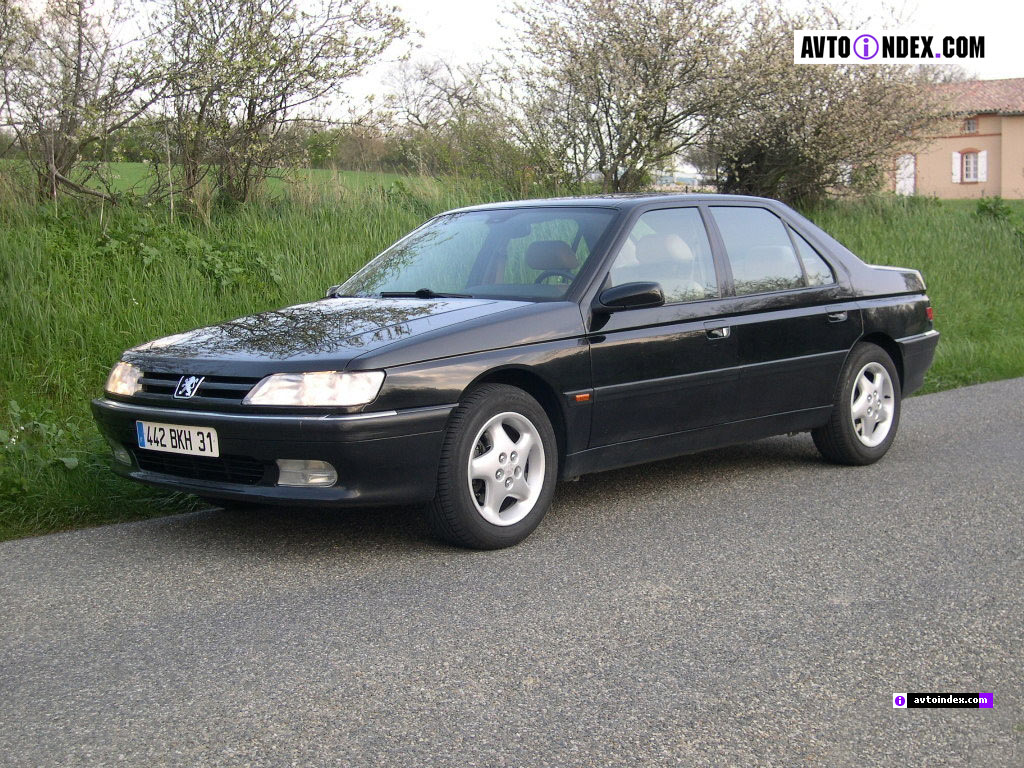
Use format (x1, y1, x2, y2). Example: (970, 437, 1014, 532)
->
(850, 361, 895, 447)
(466, 411, 546, 526)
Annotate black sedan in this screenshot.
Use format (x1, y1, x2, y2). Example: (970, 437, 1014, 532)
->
(93, 194, 939, 548)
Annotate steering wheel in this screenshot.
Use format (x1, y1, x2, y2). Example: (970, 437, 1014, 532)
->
(534, 269, 575, 284)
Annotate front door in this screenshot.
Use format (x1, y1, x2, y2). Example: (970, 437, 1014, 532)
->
(587, 206, 739, 447)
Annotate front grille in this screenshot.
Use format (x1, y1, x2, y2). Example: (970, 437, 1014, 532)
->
(140, 372, 261, 403)
(133, 450, 271, 485)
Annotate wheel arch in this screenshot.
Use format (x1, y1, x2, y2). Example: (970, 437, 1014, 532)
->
(461, 366, 568, 470)
(858, 332, 905, 390)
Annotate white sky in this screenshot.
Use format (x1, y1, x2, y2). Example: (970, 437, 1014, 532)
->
(346, 0, 1024, 101)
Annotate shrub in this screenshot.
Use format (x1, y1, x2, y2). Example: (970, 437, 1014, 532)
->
(975, 196, 1012, 222)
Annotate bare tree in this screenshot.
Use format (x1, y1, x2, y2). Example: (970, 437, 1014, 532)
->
(387, 60, 494, 134)
(0, 0, 158, 201)
(509, 0, 734, 192)
(381, 59, 542, 193)
(157, 0, 408, 204)
(0, 0, 26, 159)
(700, 2, 947, 203)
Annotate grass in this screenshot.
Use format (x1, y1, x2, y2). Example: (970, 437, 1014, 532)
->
(101, 161, 410, 196)
(1, 171, 1022, 541)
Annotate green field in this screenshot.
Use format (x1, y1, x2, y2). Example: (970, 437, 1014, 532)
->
(96, 161, 410, 195)
(2, 168, 1022, 540)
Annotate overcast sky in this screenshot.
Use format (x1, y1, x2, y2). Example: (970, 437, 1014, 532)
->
(346, 0, 1024, 101)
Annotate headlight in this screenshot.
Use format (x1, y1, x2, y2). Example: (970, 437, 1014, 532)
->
(105, 361, 142, 396)
(243, 371, 385, 407)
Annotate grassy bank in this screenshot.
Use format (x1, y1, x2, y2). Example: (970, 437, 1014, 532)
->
(2, 179, 1022, 540)
(0, 172, 501, 540)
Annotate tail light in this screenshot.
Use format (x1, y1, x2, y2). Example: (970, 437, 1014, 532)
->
(926, 306, 934, 321)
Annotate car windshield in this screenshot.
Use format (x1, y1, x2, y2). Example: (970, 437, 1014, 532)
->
(339, 207, 618, 301)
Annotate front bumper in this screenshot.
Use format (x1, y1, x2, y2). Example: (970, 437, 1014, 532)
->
(91, 398, 454, 507)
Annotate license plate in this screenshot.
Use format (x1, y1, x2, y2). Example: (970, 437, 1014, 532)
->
(136, 421, 219, 457)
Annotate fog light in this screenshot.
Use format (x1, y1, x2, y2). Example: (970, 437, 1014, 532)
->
(275, 459, 337, 487)
(108, 439, 132, 466)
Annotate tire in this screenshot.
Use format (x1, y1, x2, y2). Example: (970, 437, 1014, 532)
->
(813, 342, 902, 465)
(428, 384, 558, 549)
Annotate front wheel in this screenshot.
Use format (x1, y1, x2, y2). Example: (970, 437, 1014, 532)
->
(428, 384, 558, 549)
(813, 342, 902, 465)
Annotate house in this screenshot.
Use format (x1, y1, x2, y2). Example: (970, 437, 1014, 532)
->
(891, 77, 1024, 199)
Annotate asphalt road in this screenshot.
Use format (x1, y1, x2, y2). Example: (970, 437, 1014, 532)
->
(1, 379, 1022, 766)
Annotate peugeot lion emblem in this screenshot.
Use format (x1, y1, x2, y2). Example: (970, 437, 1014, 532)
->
(173, 375, 205, 399)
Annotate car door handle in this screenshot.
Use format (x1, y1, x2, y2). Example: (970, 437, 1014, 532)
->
(705, 325, 730, 339)
(827, 311, 848, 323)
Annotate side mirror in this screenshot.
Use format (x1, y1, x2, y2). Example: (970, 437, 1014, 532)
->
(596, 281, 665, 312)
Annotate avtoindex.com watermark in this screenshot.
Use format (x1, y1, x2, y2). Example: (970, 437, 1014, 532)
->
(795, 30, 985, 64)
(893, 692, 993, 708)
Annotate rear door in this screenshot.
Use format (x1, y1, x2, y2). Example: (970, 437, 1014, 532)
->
(587, 206, 739, 447)
(705, 205, 861, 421)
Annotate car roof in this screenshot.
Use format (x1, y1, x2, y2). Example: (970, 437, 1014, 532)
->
(444, 193, 785, 215)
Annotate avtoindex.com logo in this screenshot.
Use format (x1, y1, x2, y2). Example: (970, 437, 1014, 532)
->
(795, 30, 985, 64)
(893, 692, 993, 708)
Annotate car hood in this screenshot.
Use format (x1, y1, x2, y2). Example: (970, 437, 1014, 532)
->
(124, 297, 530, 376)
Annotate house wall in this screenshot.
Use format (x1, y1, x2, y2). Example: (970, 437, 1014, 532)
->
(913, 114, 1003, 198)
(970, 114, 1003, 135)
(999, 116, 1024, 198)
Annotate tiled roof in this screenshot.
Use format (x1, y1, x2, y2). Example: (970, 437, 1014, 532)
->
(935, 77, 1024, 115)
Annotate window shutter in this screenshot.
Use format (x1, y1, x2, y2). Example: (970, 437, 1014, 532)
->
(952, 152, 962, 183)
(978, 150, 988, 182)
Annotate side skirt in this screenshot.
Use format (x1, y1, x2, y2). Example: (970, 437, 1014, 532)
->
(562, 406, 833, 478)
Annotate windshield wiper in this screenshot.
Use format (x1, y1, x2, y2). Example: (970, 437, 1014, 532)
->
(379, 289, 472, 299)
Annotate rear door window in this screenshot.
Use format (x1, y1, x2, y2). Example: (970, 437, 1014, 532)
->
(791, 230, 836, 286)
(710, 207, 805, 295)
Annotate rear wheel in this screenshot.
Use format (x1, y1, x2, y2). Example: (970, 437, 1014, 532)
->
(813, 342, 901, 465)
(428, 384, 558, 549)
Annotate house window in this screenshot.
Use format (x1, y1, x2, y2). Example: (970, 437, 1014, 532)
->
(963, 152, 979, 182)
(964, 118, 978, 134)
